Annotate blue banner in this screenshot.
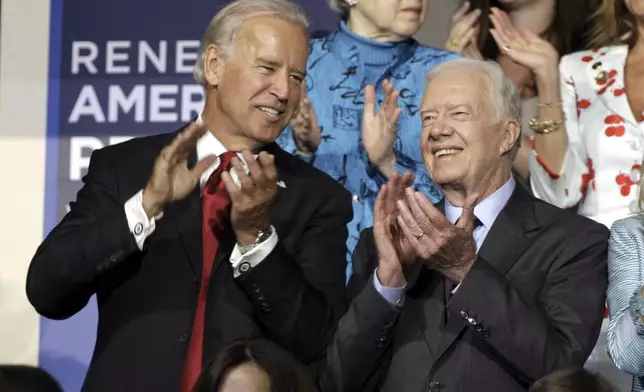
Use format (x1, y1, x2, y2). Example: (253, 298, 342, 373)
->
(43, 1, 338, 390)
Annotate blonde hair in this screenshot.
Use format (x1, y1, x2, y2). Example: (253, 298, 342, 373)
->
(193, 0, 309, 86)
(588, 0, 637, 48)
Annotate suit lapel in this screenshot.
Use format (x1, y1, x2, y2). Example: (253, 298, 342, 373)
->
(432, 184, 539, 363)
(405, 198, 447, 357)
(167, 150, 203, 279)
(585, 45, 637, 126)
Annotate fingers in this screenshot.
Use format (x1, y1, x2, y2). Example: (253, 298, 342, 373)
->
(411, 190, 451, 229)
(364, 84, 376, 118)
(447, 5, 481, 52)
(455, 193, 480, 231)
(374, 184, 388, 222)
(258, 151, 277, 182)
(490, 8, 527, 49)
(190, 154, 218, 181)
(400, 171, 414, 188)
(222, 171, 242, 200)
(163, 122, 208, 162)
(231, 151, 278, 192)
(451, 1, 471, 23)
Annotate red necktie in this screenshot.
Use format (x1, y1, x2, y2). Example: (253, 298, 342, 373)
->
(180, 151, 236, 392)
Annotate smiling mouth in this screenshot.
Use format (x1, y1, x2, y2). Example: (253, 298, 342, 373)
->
(257, 106, 283, 119)
(434, 148, 463, 158)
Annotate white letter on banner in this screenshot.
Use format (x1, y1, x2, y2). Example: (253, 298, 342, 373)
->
(68, 85, 106, 123)
(71, 41, 98, 74)
(149, 85, 179, 122)
(138, 41, 167, 73)
(181, 85, 204, 122)
(69, 137, 104, 181)
(108, 85, 145, 122)
(109, 136, 134, 146)
(175, 40, 200, 73)
(106, 41, 131, 74)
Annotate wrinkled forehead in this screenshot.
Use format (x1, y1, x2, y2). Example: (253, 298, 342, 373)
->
(421, 69, 491, 112)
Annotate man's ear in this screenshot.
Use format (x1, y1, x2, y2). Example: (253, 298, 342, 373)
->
(499, 119, 521, 156)
(203, 43, 226, 87)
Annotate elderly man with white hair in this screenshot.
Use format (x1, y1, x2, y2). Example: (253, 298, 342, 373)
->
(318, 58, 609, 392)
(26, 1, 352, 391)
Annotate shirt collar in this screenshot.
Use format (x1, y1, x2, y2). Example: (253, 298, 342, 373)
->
(444, 176, 516, 229)
(195, 114, 257, 188)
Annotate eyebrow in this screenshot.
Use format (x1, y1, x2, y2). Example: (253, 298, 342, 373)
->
(257, 57, 306, 78)
(420, 104, 474, 114)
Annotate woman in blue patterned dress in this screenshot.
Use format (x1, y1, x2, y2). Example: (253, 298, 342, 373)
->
(277, 0, 460, 279)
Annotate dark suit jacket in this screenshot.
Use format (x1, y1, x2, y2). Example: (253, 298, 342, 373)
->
(26, 125, 352, 392)
(318, 183, 609, 392)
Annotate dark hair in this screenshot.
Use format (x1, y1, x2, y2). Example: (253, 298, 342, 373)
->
(529, 368, 616, 392)
(460, 0, 597, 59)
(192, 339, 318, 392)
(0, 365, 63, 392)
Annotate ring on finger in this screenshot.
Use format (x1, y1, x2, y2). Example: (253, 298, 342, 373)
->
(502, 44, 511, 52)
(414, 232, 425, 239)
(450, 38, 459, 47)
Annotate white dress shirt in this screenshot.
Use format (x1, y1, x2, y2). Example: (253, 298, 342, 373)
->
(374, 176, 516, 306)
(123, 117, 278, 277)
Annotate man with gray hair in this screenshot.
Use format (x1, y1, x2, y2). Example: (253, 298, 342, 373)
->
(318, 58, 609, 391)
(26, 1, 351, 391)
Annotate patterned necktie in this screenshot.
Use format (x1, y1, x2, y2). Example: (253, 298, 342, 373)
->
(180, 151, 237, 392)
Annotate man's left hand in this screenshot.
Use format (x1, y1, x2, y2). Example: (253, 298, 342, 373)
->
(222, 151, 278, 246)
(396, 188, 478, 282)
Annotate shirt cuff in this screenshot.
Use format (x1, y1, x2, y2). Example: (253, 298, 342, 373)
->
(230, 227, 278, 278)
(123, 189, 163, 250)
(372, 268, 406, 307)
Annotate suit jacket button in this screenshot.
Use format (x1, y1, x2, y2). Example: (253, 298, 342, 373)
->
(261, 305, 272, 313)
(482, 330, 491, 338)
(428, 381, 441, 392)
(459, 311, 468, 319)
(179, 332, 190, 343)
(474, 323, 484, 332)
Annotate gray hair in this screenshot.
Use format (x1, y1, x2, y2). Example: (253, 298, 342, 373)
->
(328, 0, 350, 19)
(424, 58, 522, 153)
(194, 0, 310, 86)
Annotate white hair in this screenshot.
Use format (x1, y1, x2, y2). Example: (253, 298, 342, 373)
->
(424, 58, 522, 151)
(193, 0, 309, 86)
(328, 0, 350, 19)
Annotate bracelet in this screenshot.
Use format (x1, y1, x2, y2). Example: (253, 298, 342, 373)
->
(529, 118, 564, 134)
(537, 101, 563, 108)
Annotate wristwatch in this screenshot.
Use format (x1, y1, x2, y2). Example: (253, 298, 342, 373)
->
(239, 226, 273, 255)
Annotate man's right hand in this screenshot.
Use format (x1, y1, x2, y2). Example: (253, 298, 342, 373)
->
(374, 171, 416, 288)
(142, 122, 218, 218)
(290, 84, 321, 155)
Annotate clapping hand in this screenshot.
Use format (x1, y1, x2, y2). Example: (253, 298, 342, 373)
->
(374, 172, 416, 288)
(222, 151, 278, 246)
(362, 80, 402, 178)
(142, 122, 218, 218)
(396, 190, 480, 282)
(488, 7, 559, 80)
(445, 1, 483, 60)
(290, 82, 321, 155)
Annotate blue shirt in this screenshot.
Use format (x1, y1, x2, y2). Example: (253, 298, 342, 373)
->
(277, 22, 461, 280)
